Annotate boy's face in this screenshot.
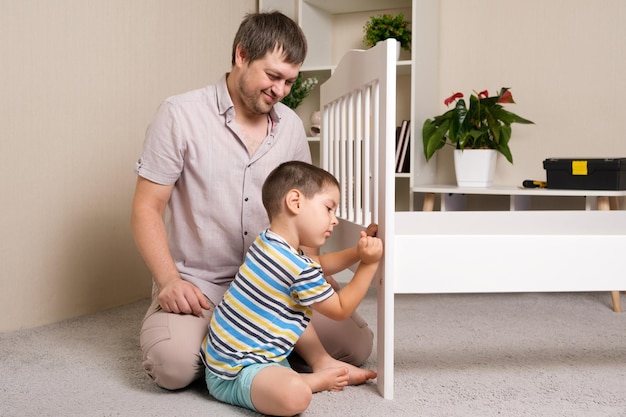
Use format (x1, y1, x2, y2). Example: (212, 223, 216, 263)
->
(235, 46, 300, 115)
(297, 185, 340, 249)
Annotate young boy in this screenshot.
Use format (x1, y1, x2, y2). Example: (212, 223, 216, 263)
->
(201, 161, 383, 416)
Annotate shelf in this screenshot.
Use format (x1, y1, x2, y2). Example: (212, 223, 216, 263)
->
(397, 60, 411, 75)
(411, 184, 626, 197)
(300, 65, 333, 73)
(411, 184, 626, 211)
(303, 0, 411, 14)
(302, 60, 411, 75)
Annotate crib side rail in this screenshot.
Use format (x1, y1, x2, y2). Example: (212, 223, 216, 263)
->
(320, 39, 397, 400)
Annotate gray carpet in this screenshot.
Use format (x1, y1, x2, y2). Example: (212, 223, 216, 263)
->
(1, 290, 625, 417)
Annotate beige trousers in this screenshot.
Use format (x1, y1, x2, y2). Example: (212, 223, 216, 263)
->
(139, 297, 374, 390)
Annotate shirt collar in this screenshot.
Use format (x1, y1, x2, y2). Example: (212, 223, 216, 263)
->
(216, 74, 234, 119)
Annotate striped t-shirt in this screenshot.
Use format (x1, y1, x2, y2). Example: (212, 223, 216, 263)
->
(202, 229, 334, 379)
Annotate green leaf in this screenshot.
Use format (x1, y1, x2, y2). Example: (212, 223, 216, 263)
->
(449, 99, 467, 144)
(422, 118, 449, 161)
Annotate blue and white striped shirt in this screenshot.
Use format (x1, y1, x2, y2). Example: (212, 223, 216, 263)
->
(202, 229, 334, 379)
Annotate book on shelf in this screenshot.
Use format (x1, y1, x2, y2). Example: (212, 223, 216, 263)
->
(395, 120, 410, 173)
(395, 126, 402, 166)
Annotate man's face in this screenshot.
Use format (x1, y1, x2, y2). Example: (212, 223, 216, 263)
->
(236, 47, 301, 115)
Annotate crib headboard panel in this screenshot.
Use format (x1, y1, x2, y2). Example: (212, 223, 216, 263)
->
(320, 39, 397, 399)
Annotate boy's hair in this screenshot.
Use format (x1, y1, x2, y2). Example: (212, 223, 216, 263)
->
(232, 11, 307, 66)
(262, 161, 339, 221)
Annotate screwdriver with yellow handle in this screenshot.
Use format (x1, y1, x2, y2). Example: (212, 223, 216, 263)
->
(522, 180, 547, 188)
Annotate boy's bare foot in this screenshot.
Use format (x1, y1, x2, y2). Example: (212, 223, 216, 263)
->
(312, 356, 377, 386)
(301, 367, 349, 393)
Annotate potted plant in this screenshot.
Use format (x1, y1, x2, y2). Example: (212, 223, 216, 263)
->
(362, 13, 411, 53)
(422, 88, 533, 187)
(280, 72, 318, 109)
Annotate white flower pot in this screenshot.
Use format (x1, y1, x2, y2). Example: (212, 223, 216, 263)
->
(453, 149, 497, 187)
(309, 110, 321, 136)
(375, 39, 401, 61)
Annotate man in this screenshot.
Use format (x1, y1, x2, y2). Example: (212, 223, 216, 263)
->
(131, 11, 374, 390)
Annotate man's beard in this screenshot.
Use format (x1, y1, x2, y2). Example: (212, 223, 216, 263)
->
(238, 72, 276, 115)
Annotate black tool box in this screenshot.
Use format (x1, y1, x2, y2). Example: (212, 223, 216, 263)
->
(543, 158, 626, 190)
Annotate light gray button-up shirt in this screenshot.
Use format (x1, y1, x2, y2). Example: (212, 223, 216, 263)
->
(136, 75, 311, 304)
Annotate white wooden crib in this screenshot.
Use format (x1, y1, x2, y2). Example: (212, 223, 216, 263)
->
(320, 39, 626, 399)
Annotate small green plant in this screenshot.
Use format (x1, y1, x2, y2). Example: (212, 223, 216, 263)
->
(363, 13, 411, 52)
(280, 73, 318, 109)
(422, 88, 534, 164)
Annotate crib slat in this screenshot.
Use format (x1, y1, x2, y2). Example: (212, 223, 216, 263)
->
(347, 92, 355, 222)
(354, 88, 363, 224)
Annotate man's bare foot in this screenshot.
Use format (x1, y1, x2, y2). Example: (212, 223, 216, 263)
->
(301, 367, 349, 393)
(312, 356, 377, 386)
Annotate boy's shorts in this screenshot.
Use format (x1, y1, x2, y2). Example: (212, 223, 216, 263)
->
(205, 359, 291, 411)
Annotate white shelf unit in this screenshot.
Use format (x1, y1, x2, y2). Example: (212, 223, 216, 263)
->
(260, 0, 411, 68)
(258, 0, 415, 208)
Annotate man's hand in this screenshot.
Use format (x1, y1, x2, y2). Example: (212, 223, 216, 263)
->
(356, 230, 383, 264)
(157, 279, 212, 316)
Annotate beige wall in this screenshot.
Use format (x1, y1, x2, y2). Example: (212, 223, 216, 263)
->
(434, 0, 626, 185)
(0, 0, 256, 331)
(3, 0, 624, 331)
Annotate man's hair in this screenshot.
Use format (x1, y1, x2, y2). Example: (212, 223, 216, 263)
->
(232, 11, 307, 65)
(262, 161, 339, 221)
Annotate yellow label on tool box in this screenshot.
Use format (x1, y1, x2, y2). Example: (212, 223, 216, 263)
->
(571, 160, 588, 175)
